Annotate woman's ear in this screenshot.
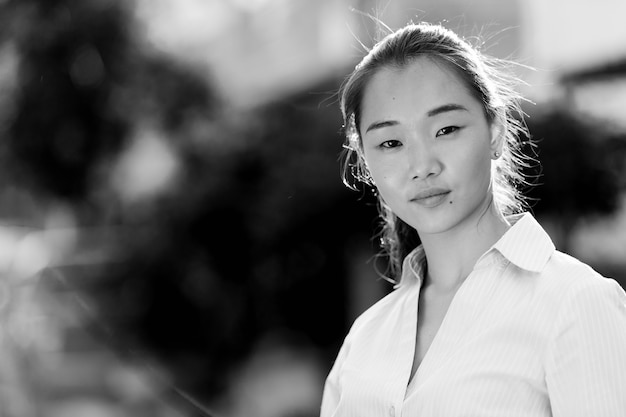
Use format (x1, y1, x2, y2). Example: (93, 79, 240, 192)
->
(489, 118, 505, 159)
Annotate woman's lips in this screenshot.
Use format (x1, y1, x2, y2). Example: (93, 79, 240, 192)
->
(410, 189, 451, 208)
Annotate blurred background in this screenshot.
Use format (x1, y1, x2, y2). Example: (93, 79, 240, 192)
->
(0, 0, 625, 416)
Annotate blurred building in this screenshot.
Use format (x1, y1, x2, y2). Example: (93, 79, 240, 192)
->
(519, 0, 626, 104)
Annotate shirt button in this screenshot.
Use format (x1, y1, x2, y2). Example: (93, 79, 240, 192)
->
(389, 406, 395, 416)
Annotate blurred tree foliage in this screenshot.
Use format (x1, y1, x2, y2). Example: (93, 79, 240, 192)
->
(525, 105, 625, 252)
(2, 0, 130, 199)
(0, 0, 217, 202)
(0, 0, 378, 409)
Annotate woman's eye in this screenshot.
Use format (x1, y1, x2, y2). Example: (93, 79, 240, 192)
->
(436, 126, 460, 137)
(379, 140, 402, 149)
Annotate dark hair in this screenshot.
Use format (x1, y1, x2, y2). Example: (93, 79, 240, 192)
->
(339, 22, 533, 281)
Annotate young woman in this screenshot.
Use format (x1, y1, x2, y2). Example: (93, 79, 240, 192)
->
(321, 22, 626, 416)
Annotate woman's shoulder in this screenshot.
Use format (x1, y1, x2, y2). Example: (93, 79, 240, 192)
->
(547, 250, 607, 283)
(542, 249, 625, 305)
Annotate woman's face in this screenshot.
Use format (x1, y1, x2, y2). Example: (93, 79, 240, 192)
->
(359, 57, 500, 237)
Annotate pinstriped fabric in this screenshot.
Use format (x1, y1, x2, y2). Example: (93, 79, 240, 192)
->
(320, 213, 626, 417)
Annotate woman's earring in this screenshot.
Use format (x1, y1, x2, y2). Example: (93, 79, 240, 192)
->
(493, 151, 500, 159)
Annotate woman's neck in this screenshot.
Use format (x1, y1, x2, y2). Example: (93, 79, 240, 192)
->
(419, 205, 510, 292)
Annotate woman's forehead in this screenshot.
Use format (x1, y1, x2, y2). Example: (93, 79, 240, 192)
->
(360, 58, 481, 127)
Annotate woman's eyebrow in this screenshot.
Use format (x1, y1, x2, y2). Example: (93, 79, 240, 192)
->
(364, 120, 399, 133)
(427, 103, 469, 117)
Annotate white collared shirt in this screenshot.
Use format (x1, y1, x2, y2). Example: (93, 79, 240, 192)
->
(321, 213, 626, 416)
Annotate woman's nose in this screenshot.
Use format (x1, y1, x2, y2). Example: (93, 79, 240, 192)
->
(407, 142, 442, 180)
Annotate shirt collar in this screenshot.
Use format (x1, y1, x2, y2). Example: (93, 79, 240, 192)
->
(395, 212, 555, 289)
(492, 212, 555, 273)
(395, 245, 426, 289)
